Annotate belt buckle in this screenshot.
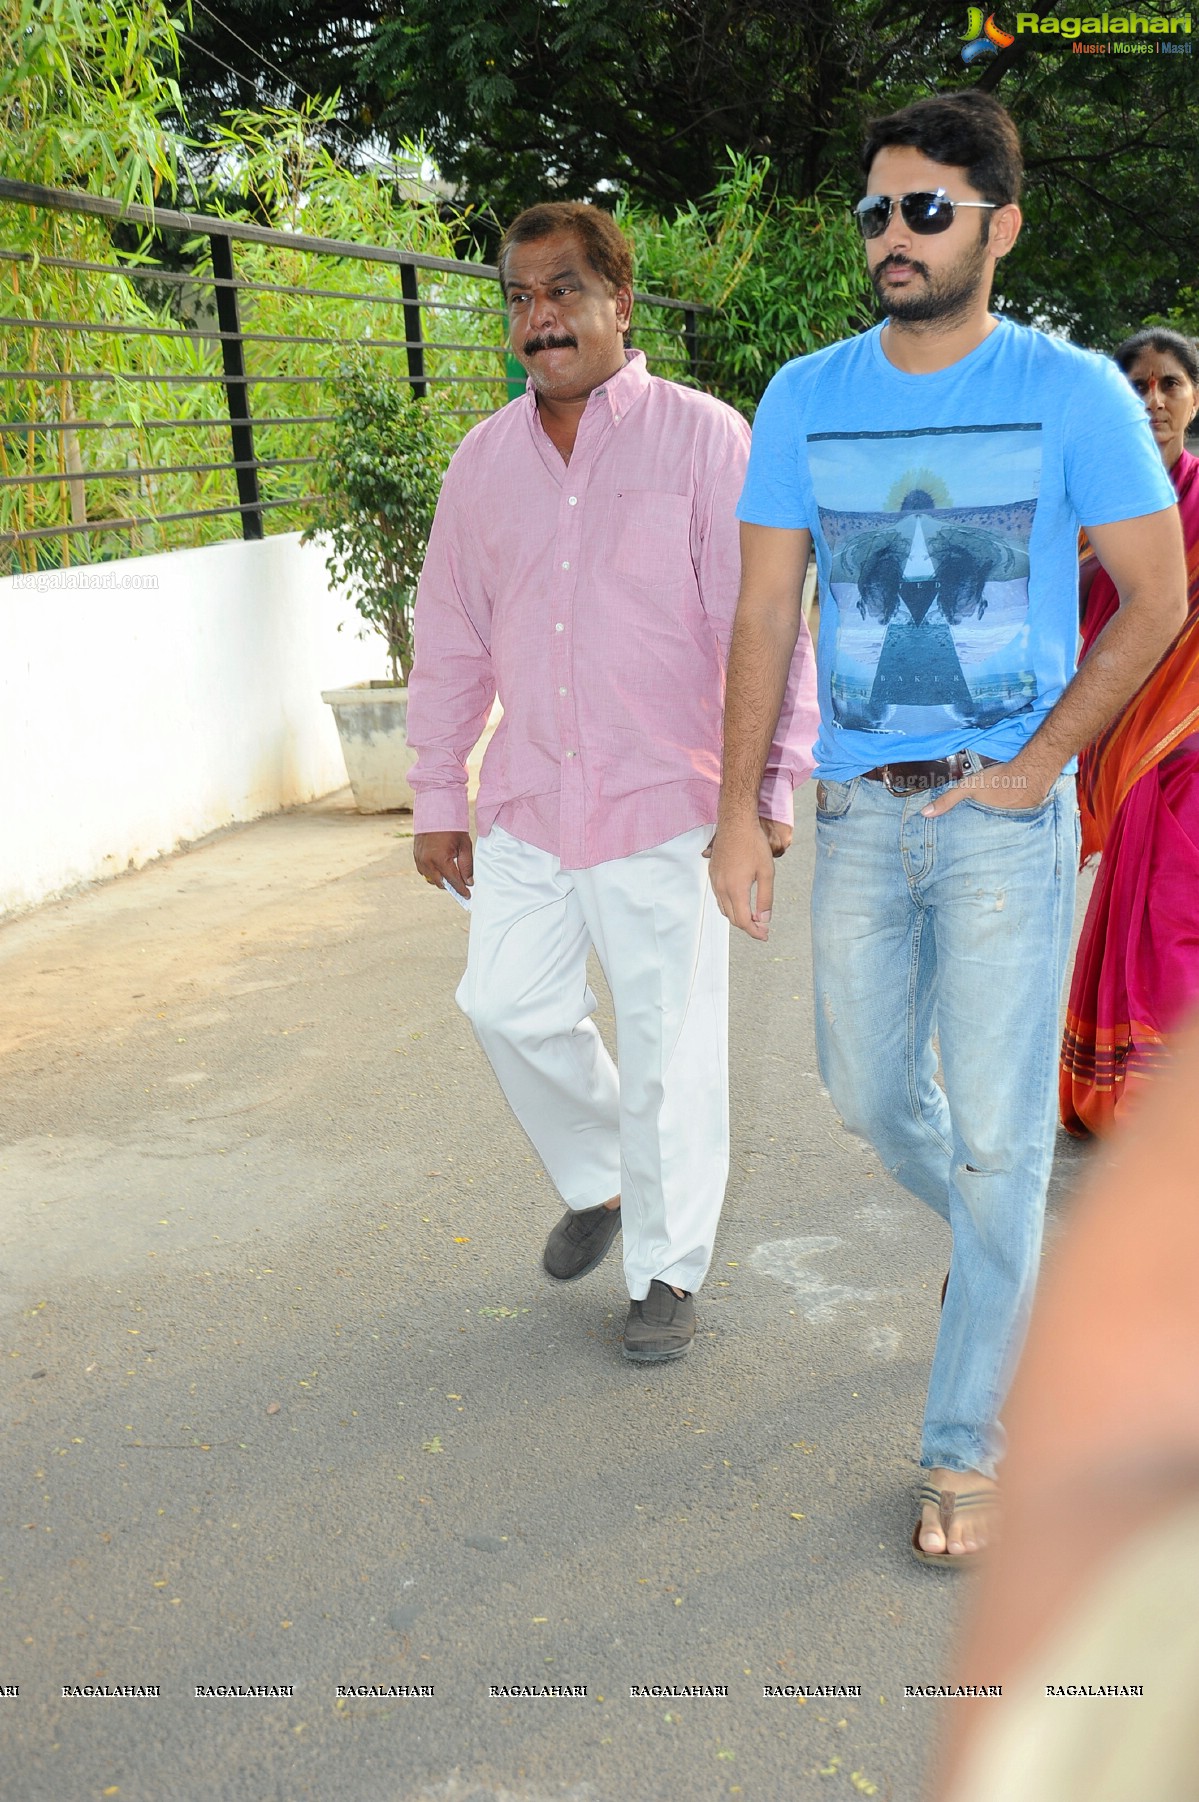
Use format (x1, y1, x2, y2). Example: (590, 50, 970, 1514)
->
(882, 764, 926, 796)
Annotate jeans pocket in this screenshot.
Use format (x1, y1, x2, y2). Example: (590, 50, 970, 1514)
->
(962, 772, 1066, 821)
(959, 774, 1067, 825)
(815, 777, 857, 820)
(963, 795, 1054, 821)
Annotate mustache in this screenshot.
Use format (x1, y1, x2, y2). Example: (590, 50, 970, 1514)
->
(523, 333, 578, 355)
(873, 254, 930, 282)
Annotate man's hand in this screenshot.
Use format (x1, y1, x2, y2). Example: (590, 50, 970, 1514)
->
(760, 817, 793, 857)
(704, 816, 792, 860)
(413, 830, 474, 898)
(707, 816, 778, 941)
(920, 755, 1054, 819)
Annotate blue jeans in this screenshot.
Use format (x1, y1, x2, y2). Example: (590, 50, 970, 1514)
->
(811, 773, 1079, 1478)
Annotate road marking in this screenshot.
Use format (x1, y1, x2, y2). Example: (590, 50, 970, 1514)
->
(749, 1236, 877, 1321)
(854, 1201, 904, 1238)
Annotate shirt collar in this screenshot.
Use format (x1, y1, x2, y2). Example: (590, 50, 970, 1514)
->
(524, 346, 650, 425)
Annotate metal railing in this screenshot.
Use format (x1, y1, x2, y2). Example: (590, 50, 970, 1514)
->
(0, 178, 713, 571)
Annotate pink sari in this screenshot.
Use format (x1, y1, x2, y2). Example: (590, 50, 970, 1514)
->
(1060, 449, 1199, 1135)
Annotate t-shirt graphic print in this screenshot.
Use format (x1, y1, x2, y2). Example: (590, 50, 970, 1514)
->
(810, 424, 1040, 738)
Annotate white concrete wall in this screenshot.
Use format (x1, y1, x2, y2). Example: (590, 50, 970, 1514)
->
(0, 532, 382, 917)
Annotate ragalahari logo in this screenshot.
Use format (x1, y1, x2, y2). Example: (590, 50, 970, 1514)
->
(961, 7, 1016, 58)
(962, 8, 1192, 54)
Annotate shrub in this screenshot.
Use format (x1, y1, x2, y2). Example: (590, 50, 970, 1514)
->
(619, 152, 872, 416)
(305, 361, 453, 683)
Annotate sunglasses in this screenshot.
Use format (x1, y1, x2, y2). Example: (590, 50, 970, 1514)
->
(854, 190, 998, 240)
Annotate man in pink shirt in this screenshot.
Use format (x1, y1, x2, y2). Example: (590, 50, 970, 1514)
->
(407, 202, 817, 1360)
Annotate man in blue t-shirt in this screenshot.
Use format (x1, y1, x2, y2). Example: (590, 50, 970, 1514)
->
(709, 91, 1185, 1567)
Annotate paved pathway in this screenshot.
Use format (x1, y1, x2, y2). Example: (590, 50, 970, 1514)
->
(0, 789, 1091, 1802)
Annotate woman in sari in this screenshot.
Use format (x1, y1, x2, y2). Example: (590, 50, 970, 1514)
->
(1060, 327, 1199, 1134)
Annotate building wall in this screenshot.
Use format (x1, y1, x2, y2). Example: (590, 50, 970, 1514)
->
(0, 533, 381, 917)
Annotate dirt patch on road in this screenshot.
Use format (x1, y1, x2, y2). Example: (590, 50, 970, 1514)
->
(0, 795, 412, 1060)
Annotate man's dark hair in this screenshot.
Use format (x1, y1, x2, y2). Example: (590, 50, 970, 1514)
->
(1114, 327, 1199, 387)
(497, 202, 634, 296)
(862, 91, 1023, 207)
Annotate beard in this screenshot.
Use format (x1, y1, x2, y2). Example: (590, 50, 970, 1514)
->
(870, 233, 990, 325)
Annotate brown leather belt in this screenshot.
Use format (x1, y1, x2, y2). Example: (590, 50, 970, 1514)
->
(860, 751, 1000, 796)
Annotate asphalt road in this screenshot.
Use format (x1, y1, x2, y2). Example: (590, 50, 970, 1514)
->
(0, 787, 1093, 1802)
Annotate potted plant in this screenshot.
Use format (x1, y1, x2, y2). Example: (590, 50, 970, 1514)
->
(307, 360, 451, 811)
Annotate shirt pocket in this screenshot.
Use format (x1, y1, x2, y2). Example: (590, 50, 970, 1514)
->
(609, 490, 695, 592)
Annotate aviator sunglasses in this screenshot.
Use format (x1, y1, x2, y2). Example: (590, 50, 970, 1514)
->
(854, 189, 998, 239)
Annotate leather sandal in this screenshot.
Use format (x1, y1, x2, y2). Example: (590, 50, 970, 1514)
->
(911, 1482, 997, 1568)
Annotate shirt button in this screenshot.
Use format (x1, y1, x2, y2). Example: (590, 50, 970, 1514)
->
(561, 560, 570, 570)
(565, 749, 576, 758)
(555, 622, 564, 632)
(568, 495, 577, 505)
(558, 686, 567, 695)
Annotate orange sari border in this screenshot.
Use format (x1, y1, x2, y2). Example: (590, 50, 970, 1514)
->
(1061, 1011, 1169, 1083)
(1060, 1013, 1171, 1136)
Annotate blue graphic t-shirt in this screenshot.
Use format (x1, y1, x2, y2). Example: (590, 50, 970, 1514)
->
(737, 318, 1175, 779)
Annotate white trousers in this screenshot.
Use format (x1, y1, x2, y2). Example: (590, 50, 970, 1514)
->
(456, 824, 730, 1300)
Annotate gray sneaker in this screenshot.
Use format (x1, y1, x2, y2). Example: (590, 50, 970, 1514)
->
(542, 1202, 622, 1281)
(621, 1281, 695, 1362)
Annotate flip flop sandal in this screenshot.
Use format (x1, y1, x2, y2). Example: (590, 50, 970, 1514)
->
(911, 1482, 997, 1568)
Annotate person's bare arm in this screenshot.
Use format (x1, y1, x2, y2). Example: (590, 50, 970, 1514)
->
(925, 505, 1186, 817)
(707, 523, 811, 940)
(1077, 548, 1100, 625)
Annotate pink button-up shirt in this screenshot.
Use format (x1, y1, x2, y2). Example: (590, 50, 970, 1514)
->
(407, 350, 818, 869)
